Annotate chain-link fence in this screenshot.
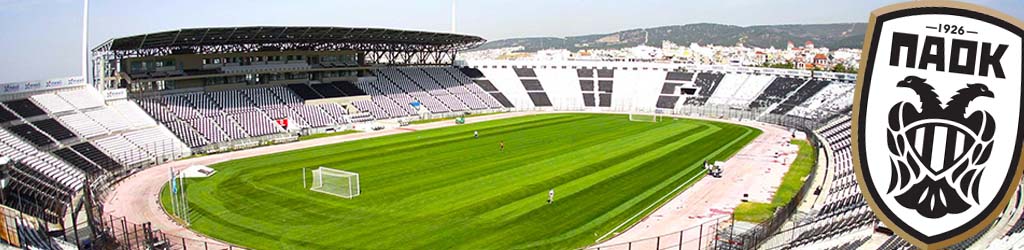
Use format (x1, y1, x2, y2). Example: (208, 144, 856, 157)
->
(102, 216, 244, 250)
(584, 216, 731, 250)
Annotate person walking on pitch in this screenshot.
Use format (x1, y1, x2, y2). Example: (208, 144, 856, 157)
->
(548, 189, 555, 204)
(499, 140, 505, 152)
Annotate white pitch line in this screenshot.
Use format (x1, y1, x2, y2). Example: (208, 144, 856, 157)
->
(595, 170, 705, 242)
(595, 128, 755, 243)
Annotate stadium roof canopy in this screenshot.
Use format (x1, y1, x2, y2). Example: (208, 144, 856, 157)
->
(93, 26, 486, 65)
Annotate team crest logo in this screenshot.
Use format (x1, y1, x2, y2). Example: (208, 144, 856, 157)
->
(853, 1, 1024, 249)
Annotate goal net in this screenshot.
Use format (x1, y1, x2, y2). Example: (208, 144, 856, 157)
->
(310, 167, 360, 198)
(628, 113, 658, 122)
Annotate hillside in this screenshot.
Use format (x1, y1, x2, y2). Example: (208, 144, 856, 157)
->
(473, 23, 867, 52)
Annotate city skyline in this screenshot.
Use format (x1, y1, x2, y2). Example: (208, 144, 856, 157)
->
(1, 0, 1022, 82)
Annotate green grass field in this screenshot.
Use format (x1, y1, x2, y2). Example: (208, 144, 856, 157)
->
(732, 139, 816, 223)
(164, 114, 760, 249)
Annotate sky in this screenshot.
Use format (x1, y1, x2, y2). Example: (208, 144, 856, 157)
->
(0, 0, 1022, 83)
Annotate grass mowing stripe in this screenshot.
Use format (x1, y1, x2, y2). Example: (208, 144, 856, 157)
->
(167, 114, 762, 250)
(596, 169, 705, 242)
(473, 125, 712, 220)
(595, 127, 758, 242)
(514, 126, 759, 249)
(477, 124, 715, 221)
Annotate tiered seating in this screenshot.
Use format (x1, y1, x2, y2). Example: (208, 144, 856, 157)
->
(458, 68, 513, 108)
(529, 93, 553, 106)
(93, 135, 149, 165)
(185, 118, 229, 144)
(15, 219, 64, 250)
(378, 68, 450, 113)
(241, 88, 287, 111)
(57, 113, 107, 138)
(0, 106, 18, 123)
(656, 96, 680, 109)
(208, 91, 258, 114)
(53, 148, 104, 176)
(85, 108, 133, 132)
(788, 83, 854, 120)
(770, 80, 831, 115)
(3, 99, 46, 118)
(70, 143, 124, 172)
(31, 119, 76, 141)
(598, 93, 612, 107)
(783, 210, 875, 249)
(293, 105, 337, 127)
(420, 67, 491, 110)
(311, 83, 346, 98)
(108, 100, 158, 128)
(7, 124, 55, 147)
(56, 89, 105, 110)
(165, 121, 208, 148)
(749, 77, 805, 109)
(4, 149, 82, 191)
(683, 73, 725, 105)
(233, 111, 281, 137)
(331, 81, 367, 96)
(136, 98, 176, 123)
(122, 127, 188, 159)
(286, 84, 323, 100)
(3, 162, 75, 224)
(29, 94, 76, 114)
(347, 112, 374, 123)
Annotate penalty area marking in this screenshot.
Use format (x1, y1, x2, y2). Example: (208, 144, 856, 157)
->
(595, 170, 704, 242)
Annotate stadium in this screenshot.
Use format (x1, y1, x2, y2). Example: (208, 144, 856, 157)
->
(1, 22, 1023, 250)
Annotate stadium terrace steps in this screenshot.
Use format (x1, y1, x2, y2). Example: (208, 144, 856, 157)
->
(770, 79, 832, 115)
(749, 77, 806, 110)
(683, 72, 725, 106)
(787, 82, 853, 119)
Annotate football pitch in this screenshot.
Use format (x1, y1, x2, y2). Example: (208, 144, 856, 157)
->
(165, 113, 761, 249)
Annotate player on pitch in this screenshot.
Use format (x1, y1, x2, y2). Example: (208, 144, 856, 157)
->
(474, 130, 479, 139)
(548, 189, 555, 204)
(499, 140, 505, 152)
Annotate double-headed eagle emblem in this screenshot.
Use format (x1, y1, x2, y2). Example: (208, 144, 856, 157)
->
(886, 76, 995, 218)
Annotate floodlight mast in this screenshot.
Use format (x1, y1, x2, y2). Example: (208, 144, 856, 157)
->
(451, 0, 457, 33)
(82, 0, 89, 88)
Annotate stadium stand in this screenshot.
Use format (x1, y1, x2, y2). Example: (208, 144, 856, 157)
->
(3, 99, 47, 118)
(770, 79, 831, 115)
(787, 83, 854, 120)
(749, 77, 806, 109)
(683, 72, 725, 105)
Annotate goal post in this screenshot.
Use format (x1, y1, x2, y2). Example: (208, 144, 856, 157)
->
(628, 113, 659, 122)
(310, 167, 360, 198)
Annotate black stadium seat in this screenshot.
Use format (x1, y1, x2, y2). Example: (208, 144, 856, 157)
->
(32, 119, 76, 141)
(71, 143, 124, 171)
(7, 124, 55, 147)
(598, 93, 612, 107)
(514, 68, 537, 77)
(474, 80, 498, 92)
(53, 148, 104, 176)
(528, 93, 552, 107)
(577, 69, 594, 77)
(286, 84, 323, 100)
(0, 106, 18, 123)
(3, 99, 46, 118)
(331, 81, 367, 96)
(311, 84, 345, 98)
(489, 93, 514, 108)
(521, 80, 544, 91)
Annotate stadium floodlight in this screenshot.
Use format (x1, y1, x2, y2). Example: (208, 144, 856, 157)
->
(310, 167, 360, 198)
(628, 113, 659, 123)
